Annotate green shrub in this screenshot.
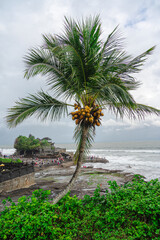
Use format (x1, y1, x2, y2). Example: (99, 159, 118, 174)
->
(0, 158, 12, 163)
(0, 158, 22, 163)
(0, 176, 160, 239)
(15, 159, 22, 163)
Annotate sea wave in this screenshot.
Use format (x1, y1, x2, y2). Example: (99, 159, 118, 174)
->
(67, 148, 160, 154)
(0, 148, 16, 156)
(91, 149, 160, 154)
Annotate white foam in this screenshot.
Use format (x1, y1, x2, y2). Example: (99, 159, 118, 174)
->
(0, 148, 16, 156)
(90, 149, 160, 154)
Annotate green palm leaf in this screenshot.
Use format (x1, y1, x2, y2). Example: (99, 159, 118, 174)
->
(107, 102, 160, 120)
(7, 91, 70, 127)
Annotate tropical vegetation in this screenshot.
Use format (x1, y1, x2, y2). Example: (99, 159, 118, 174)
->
(1, 176, 160, 239)
(14, 135, 53, 156)
(0, 158, 22, 163)
(6, 15, 160, 203)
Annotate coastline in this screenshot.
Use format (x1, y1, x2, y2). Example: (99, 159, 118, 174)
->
(0, 159, 135, 211)
(1, 140, 160, 209)
(1, 140, 160, 181)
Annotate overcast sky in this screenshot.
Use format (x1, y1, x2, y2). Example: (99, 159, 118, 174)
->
(0, 0, 160, 146)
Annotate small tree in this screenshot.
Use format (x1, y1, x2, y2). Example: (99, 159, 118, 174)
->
(14, 135, 40, 155)
(7, 16, 160, 203)
(14, 135, 29, 155)
(28, 136, 40, 154)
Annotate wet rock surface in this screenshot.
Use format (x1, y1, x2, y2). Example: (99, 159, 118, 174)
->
(0, 161, 134, 211)
(85, 156, 109, 163)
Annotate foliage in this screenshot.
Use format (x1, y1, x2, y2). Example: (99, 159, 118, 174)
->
(0, 158, 22, 163)
(40, 139, 50, 148)
(14, 135, 40, 154)
(14, 135, 52, 155)
(1, 176, 160, 239)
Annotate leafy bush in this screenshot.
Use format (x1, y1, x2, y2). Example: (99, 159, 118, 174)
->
(15, 159, 22, 163)
(0, 158, 12, 163)
(14, 135, 41, 154)
(0, 158, 22, 163)
(14, 135, 53, 155)
(0, 158, 10, 163)
(0, 176, 160, 239)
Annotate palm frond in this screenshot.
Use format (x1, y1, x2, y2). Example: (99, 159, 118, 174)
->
(42, 34, 57, 49)
(57, 16, 102, 89)
(6, 91, 69, 127)
(99, 25, 123, 61)
(93, 26, 156, 102)
(100, 24, 155, 75)
(24, 46, 82, 99)
(88, 73, 137, 108)
(107, 102, 160, 120)
(24, 44, 70, 82)
(126, 46, 156, 73)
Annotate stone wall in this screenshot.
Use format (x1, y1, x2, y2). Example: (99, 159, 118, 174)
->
(0, 172, 35, 193)
(0, 164, 34, 183)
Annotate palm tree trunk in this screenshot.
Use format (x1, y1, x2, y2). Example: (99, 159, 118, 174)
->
(53, 125, 89, 204)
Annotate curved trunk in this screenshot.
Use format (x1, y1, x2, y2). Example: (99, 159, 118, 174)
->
(53, 125, 89, 204)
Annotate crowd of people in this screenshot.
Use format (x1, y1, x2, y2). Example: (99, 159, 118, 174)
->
(33, 156, 64, 168)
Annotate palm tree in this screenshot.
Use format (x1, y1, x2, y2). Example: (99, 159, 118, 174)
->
(6, 16, 160, 204)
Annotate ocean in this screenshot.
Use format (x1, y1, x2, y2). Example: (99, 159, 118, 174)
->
(58, 141, 160, 181)
(1, 141, 160, 181)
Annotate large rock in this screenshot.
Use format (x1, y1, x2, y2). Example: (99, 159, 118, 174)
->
(85, 156, 109, 163)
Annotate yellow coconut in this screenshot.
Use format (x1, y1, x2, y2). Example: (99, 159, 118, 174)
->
(74, 105, 78, 110)
(86, 113, 91, 117)
(75, 110, 80, 114)
(89, 117, 94, 123)
(72, 116, 75, 120)
(75, 119, 79, 125)
(85, 109, 89, 113)
(74, 115, 78, 119)
(79, 115, 84, 120)
(82, 112, 86, 116)
(100, 112, 104, 116)
(96, 121, 101, 126)
(85, 106, 91, 111)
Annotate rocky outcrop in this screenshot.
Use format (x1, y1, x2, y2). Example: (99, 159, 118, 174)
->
(85, 156, 109, 163)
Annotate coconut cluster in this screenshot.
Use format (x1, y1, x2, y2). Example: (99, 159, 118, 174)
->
(71, 103, 104, 127)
